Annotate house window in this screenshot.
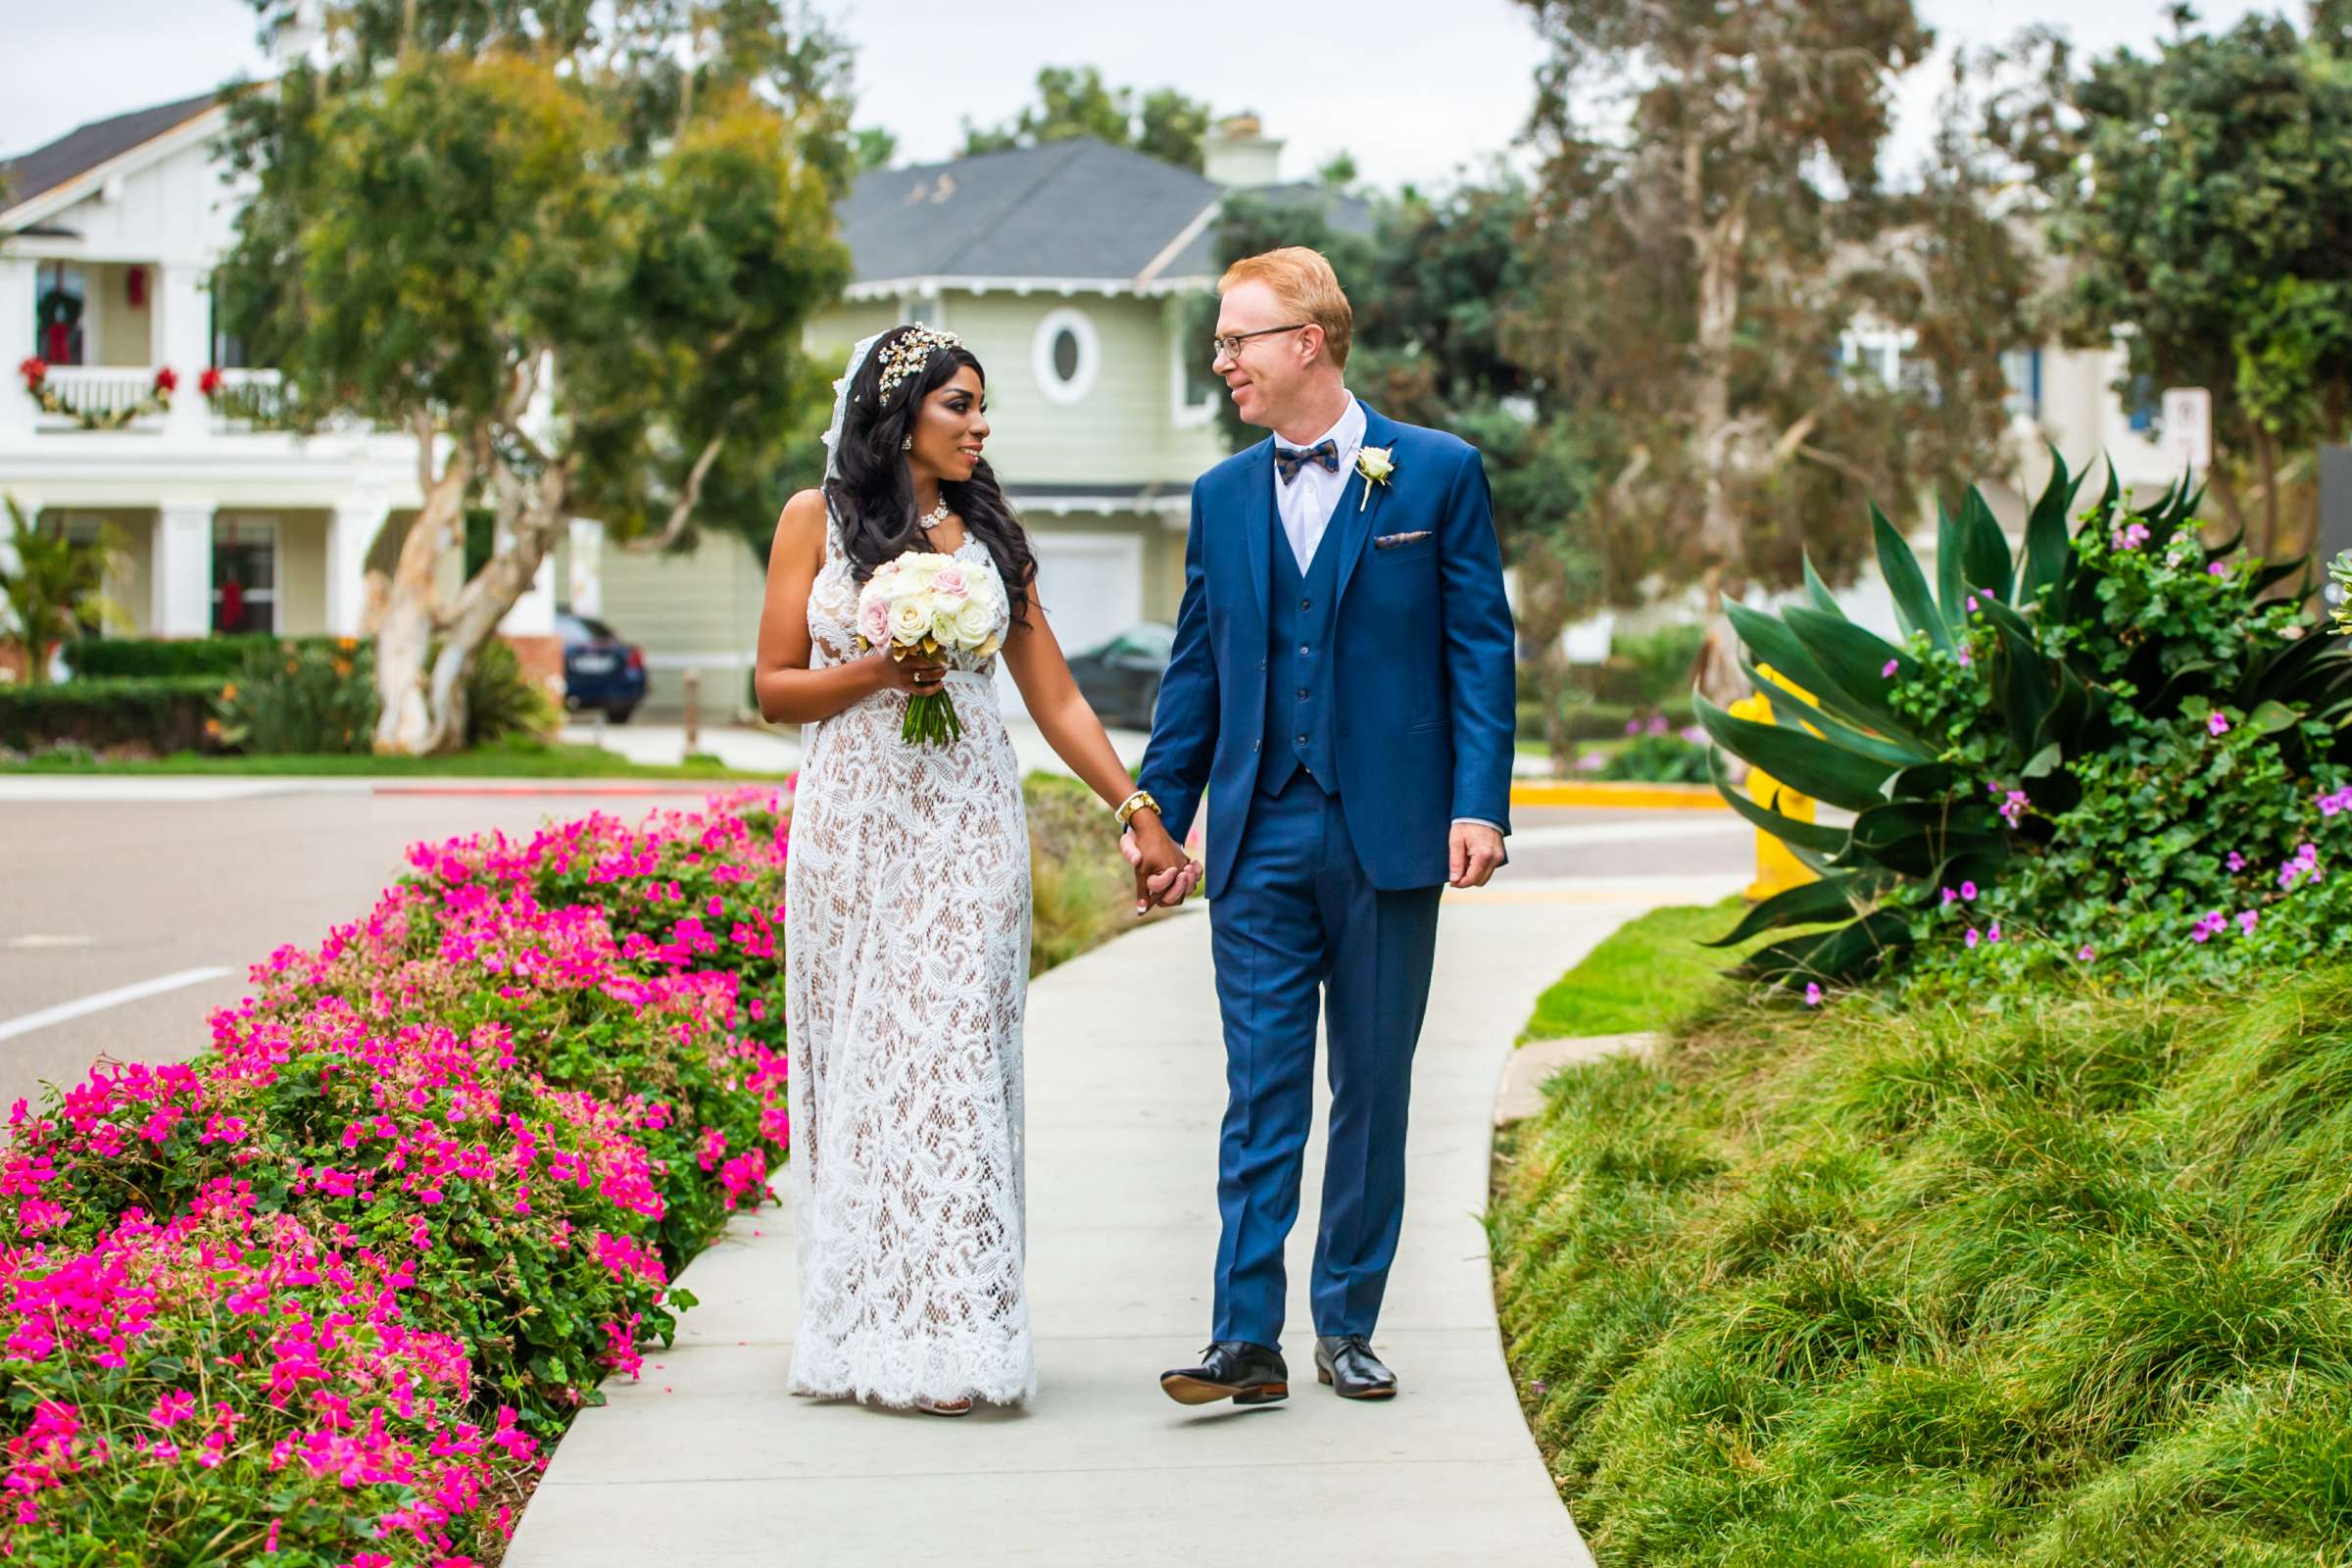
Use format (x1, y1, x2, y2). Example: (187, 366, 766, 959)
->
(212, 516, 277, 635)
(34, 263, 85, 366)
(2000, 347, 2043, 420)
(902, 293, 943, 329)
(1032, 306, 1100, 406)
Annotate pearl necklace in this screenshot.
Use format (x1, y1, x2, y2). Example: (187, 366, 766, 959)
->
(918, 498, 950, 532)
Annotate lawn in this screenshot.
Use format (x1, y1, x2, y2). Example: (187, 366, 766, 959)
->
(1490, 971, 2352, 1566)
(1520, 896, 1792, 1041)
(0, 733, 775, 780)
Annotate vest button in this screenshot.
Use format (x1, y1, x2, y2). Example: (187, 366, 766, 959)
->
(1298, 645, 1310, 657)
(1299, 598, 1310, 611)
(1297, 688, 1308, 699)
(1296, 734, 1307, 746)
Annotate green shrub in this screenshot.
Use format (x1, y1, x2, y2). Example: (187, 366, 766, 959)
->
(1600, 726, 1711, 783)
(463, 634, 561, 745)
(0, 674, 220, 754)
(1491, 970, 2352, 1566)
(211, 636, 378, 754)
(1700, 461, 2352, 995)
(66, 632, 343, 680)
(1024, 771, 1138, 974)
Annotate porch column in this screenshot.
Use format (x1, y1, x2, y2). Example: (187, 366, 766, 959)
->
(0, 256, 36, 442)
(157, 263, 211, 441)
(324, 494, 387, 636)
(153, 502, 216, 636)
(565, 517, 604, 616)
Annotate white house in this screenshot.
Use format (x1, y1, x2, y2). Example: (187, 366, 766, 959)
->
(0, 63, 568, 674)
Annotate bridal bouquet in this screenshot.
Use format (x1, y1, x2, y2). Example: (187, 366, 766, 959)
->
(854, 549, 1008, 747)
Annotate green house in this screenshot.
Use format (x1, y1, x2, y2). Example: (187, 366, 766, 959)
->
(596, 120, 1370, 715)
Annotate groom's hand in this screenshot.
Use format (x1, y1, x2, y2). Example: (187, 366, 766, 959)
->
(1448, 822, 1506, 889)
(1122, 828, 1200, 914)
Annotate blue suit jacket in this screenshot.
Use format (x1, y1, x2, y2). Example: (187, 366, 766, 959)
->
(1140, 404, 1517, 897)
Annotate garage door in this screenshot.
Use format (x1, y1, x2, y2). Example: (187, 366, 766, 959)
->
(998, 531, 1144, 716)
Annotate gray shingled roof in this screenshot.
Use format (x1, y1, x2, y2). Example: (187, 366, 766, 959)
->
(1, 91, 222, 218)
(839, 138, 1223, 285)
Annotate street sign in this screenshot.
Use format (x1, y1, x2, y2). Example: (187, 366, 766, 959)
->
(2161, 386, 2212, 473)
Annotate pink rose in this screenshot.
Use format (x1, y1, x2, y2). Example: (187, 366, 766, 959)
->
(858, 599, 890, 646)
(930, 563, 969, 599)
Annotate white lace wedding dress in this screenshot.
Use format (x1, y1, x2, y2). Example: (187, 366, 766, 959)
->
(783, 515, 1036, 1408)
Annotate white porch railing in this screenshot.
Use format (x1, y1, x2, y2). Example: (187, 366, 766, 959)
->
(29, 366, 170, 427)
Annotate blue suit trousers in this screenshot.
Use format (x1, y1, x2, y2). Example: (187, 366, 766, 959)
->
(1208, 772, 1443, 1348)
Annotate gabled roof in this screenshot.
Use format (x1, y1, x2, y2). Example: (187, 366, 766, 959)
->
(1, 91, 222, 217)
(839, 138, 1223, 290)
(837, 136, 1378, 296)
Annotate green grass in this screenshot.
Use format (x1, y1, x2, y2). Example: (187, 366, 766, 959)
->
(0, 734, 773, 780)
(1490, 971, 2352, 1567)
(1522, 896, 1801, 1042)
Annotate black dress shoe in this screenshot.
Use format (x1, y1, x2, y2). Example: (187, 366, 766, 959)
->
(1160, 1341, 1289, 1406)
(1314, 1335, 1397, 1399)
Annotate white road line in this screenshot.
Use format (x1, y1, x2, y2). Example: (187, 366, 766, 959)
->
(0, 967, 235, 1044)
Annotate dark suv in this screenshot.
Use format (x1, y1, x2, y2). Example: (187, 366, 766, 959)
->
(559, 612, 648, 722)
(1066, 622, 1174, 732)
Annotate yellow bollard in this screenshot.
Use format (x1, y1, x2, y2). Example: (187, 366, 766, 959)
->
(1728, 664, 1821, 902)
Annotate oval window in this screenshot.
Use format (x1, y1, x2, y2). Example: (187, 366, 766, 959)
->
(1032, 307, 1100, 405)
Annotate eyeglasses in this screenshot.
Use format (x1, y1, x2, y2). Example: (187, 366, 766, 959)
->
(1208, 322, 1311, 362)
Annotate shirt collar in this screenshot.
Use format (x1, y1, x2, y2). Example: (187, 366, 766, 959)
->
(1290, 392, 1364, 459)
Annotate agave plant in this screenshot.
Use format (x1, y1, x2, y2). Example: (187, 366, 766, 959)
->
(1698, 453, 2352, 988)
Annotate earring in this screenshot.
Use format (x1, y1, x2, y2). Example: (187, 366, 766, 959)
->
(902, 436, 912, 451)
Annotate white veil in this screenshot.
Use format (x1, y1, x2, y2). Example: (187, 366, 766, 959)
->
(816, 330, 887, 494)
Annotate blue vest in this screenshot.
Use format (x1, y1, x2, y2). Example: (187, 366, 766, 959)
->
(1257, 521, 1344, 797)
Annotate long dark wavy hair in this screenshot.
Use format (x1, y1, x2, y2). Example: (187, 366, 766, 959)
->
(825, 325, 1038, 625)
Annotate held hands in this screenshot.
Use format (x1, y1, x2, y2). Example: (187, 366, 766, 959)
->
(1449, 822, 1506, 889)
(1120, 814, 1200, 916)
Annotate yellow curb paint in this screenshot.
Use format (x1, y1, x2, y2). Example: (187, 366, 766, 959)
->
(1509, 780, 1731, 811)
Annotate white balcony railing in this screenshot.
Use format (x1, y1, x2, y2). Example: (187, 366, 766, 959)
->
(28, 365, 172, 428)
(16, 364, 306, 434)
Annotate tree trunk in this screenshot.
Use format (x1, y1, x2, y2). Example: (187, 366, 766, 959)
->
(1692, 563, 1750, 711)
(372, 436, 474, 756)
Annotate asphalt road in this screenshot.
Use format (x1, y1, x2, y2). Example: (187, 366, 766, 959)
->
(0, 785, 1752, 1112)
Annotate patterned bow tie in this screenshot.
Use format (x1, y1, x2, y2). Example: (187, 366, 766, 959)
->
(1274, 439, 1342, 485)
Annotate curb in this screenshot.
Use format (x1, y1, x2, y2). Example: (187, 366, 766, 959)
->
(1510, 779, 1729, 810)
(371, 780, 745, 797)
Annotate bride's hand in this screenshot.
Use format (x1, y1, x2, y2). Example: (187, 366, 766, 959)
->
(864, 648, 950, 695)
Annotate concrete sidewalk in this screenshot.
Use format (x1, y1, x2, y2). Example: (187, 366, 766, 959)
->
(505, 872, 1735, 1565)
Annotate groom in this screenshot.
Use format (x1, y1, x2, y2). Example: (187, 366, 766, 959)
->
(1131, 247, 1516, 1404)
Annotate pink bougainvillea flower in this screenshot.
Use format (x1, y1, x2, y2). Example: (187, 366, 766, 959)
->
(1882, 659, 1898, 678)
(2208, 711, 2230, 737)
(1803, 983, 1823, 1007)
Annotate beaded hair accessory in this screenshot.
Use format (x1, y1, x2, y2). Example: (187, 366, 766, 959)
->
(872, 326, 961, 401)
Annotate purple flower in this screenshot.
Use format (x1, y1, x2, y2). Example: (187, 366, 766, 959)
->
(1998, 789, 2029, 829)
(2207, 711, 2230, 737)
(1623, 717, 1642, 736)
(1958, 650, 1973, 667)
(1803, 982, 1823, 1007)
(2191, 909, 2229, 944)
(2318, 785, 2352, 817)
(2228, 851, 2247, 873)
(1965, 593, 1980, 612)
(2237, 909, 2259, 935)
(2077, 945, 2094, 961)
(1987, 922, 2002, 943)
(1882, 659, 1899, 679)
(1646, 713, 1670, 736)
(2112, 521, 2151, 551)
(1940, 886, 1958, 906)
(1965, 927, 1982, 949)
(1960, 880, 1978, 901)
(2208, 561, 2228, 576)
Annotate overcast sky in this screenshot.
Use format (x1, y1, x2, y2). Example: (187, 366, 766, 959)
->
(3, 0, 2281, 191)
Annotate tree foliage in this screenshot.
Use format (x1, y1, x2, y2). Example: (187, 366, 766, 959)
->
(962, 65, 1213, 171)
(1996, 7, 2352, 558)
(1511, 0, 2032, 703)
(218, 0, 854, 753)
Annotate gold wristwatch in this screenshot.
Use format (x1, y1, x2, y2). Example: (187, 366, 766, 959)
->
(1114, 789, 1160, 831)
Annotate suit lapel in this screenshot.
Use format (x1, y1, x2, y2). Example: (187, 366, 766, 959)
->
(1241, 438, 1275, 631)
(1333, 404, 1396, 607)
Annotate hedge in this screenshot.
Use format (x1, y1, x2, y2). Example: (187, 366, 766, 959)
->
(0, 676, 221, 756)
(65, 635, 346, 681)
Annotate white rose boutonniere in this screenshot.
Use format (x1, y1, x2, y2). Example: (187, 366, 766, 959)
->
(1354, 446, 1396, 511)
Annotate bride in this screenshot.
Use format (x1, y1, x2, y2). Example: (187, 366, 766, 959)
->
(754, 325, 1196, 1416)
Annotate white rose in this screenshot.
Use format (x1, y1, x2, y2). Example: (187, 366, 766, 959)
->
(888, 598, 931, 645)
(953, 598, 997, 646)
(929, 602, 963, 647)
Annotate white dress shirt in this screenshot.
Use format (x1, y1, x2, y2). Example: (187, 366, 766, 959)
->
(1270, 392, 1505, 845)
(1274, 393, 1366, 571)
